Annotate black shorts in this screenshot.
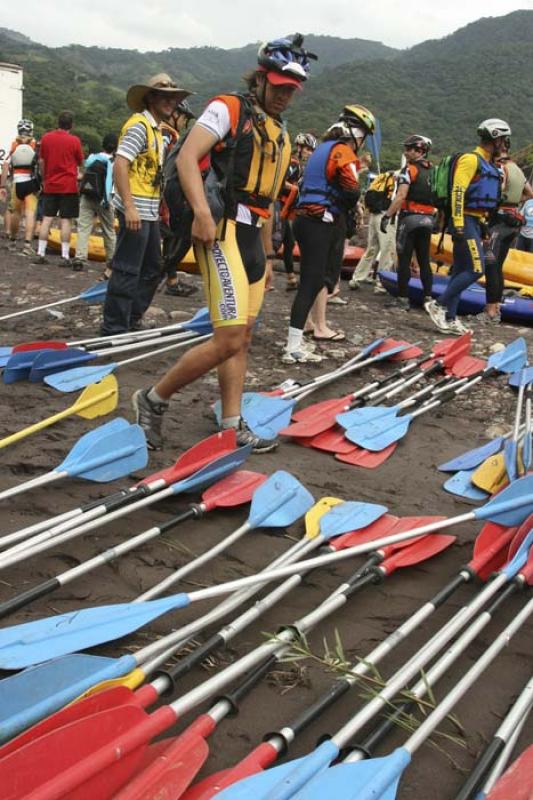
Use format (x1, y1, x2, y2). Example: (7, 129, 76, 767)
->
(42, 193, 80, 219)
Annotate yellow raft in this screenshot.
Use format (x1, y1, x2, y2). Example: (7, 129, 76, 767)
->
(431, 233, 533, 287)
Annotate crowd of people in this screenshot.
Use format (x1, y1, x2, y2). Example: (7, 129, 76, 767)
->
(1, 32, 532, 454)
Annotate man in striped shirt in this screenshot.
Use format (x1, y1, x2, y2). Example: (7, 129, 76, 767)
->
(100, 73, 191, 335)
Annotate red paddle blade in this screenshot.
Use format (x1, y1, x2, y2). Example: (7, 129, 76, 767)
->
(375, 339, 423, 361)
(202, 470, 267, 512)
(311, 427, 354, 454)
(11, 341, 68, 353)
(381, 534, 456, 574)
(431, 336, 464, 357)
(0, 685, 140, 758)
(283, 396, 353, 437)
(137, 430, 237, 487)
(181, 742, 278, 800)
(486, 746, 533, 800)
(469, 522, 518, 580)
(450, 355, 487, 377)
(508, 511, 533, 560)
(335, 443, 397, 467)
(328, 513, 401, 551)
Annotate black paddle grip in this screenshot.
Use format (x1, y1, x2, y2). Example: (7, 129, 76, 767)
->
(453, 739, 505, 800)
(430, 573, 467, 608)
(0, 578, 60, 620)
(158, 632, 225, 690)
(216, 654, 279, 716)
(344, 569, 381, 599)
(158, 507, 198, 535)
(104, 486, 149, 513)
(280, 679, 352, 741)
(81, 489, 129, 512)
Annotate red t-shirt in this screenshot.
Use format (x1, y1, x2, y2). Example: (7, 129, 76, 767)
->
(39, 129, 84, 194)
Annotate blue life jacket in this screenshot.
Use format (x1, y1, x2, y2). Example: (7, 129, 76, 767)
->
(522, 199, 533, 227)
(297, 141, 344, 215)
(464, 154, 501, 211)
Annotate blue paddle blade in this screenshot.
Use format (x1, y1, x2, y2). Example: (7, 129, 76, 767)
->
(487, 338, 527, 374)
(79, 282, 108, 303)
(243, 395, 295, 439)
(0, 592, 192, 670)
(319, 501, 388, 539)
(503, 439, 519, 483)
(213, 392, 259, 426)
(501, 530, 533, 579)
(182, 307, 212, 335)
(345, 416, 412, 450)
(2, 349, 54, 383)
(523, 433, 532, 473)
(0, 347, 13, 367)
(44, 362, 117, 392)
(508, 366, 533, 387)
(170, 444, 252, 495)
(358, 337, 385, 358)
(217, 741, 339, 800)
(295, 748, 411, 800)
(29, 348, 95, 381)
(336, 405, 400, 430)
(475, 475, 533, 527)
(57, 418, 130, 469)
(438, 437, 505, 472)
(443, 470, 490, 502)
(0, 653, 137, 743)
(247, 470, 314, 528)
(62, 424, 148, 482)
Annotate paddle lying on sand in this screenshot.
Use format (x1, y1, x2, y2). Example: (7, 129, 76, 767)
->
(0, 375, 119, 450)
(1, 473, 533, 668)
(0, 419, 147, 501)
(0, 281, 107, 322)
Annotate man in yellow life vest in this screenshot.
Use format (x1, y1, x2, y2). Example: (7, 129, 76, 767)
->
(100, 73, 191, 335)
(133, 34, 315, 452)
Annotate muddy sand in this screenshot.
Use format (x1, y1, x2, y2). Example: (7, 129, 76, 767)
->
(0, 246, 531, 799)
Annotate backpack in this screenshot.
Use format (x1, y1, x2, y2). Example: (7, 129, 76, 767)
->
(364, 171, 395, 213)
(162, 94, 253, 268)
(11, 144, 41, 200)
(429, 154, 461, 212)
(80, 157, 108, 204)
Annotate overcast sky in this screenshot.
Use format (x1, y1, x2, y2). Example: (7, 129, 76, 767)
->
(2, 0, 531, 51)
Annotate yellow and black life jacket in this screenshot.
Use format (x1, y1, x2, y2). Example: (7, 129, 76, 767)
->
(119, 112, 163, 200)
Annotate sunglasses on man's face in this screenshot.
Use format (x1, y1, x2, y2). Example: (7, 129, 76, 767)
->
(405, 145, 424, 153)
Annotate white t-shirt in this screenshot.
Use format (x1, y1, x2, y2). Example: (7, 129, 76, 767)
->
(196, 100, 259, 226)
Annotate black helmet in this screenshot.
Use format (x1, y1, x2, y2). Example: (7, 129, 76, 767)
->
(403, 134, 432, 155)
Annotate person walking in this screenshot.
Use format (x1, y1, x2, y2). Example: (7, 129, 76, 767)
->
(32, 111, 84, 265)
(0, 119, 39, 256)
(100, 73, 191, 335)
(132, 34, 313, 452)
(425, 119, 508, 334)
(71, 133, 118, 274)
(381, 134, 435, 311)
(349, 169, 397, 289)
(283, 104, 375, 361)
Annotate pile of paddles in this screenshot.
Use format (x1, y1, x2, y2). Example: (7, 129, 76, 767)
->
(0, 422, 530, 799)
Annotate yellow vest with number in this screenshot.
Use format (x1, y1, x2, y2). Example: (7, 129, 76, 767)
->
(119, 112, 163, 200)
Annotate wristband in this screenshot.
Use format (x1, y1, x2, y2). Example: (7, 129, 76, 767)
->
(265, 253, 277, 259)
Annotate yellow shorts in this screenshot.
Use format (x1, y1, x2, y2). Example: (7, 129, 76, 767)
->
(195, 219, 266, 328)
(9, 184, 38, 215)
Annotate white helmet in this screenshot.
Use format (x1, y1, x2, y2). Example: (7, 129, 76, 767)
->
(477, 118, 511, 140)
(327, 121, 366, 143)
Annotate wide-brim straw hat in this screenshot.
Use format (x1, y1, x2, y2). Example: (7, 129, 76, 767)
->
(126, 73, 192, 112)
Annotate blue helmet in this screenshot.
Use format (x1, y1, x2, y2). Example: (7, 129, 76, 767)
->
(257, 34, 317, 83)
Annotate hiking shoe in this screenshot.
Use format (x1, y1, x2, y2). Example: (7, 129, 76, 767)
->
(447, 318, 471, 335)
(348, 279, 360, 290)
(21, 243, 34, 257)
(281, 347, 323, 364)
(425, 299, 450, 332)
(132, 389, 169, 451)
(327, 294, 348, 305)
(384, 296, 410, 311)
(7, 240, 18, 252)
(31, 255, 49, 265)
(233, 418, 279, 453)
(373, 282, 387, 294)
(476, 311, 501, 325)
(71, 257, 86, 272)
(59, 257, 72, 268)
(165, 280, 198, 297)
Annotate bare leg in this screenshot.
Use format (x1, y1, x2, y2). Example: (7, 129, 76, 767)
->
(9, 209, 21, 240)
(38, 215, 54, 242)
(217, 318, 255, 418)
(310, 287, 339, 338)
(60, 217, 72, 244)
(23, 210, 36, 243)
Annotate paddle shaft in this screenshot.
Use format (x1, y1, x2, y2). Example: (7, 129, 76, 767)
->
(478, 707, 531, 797)
(0, 293, 82, 321)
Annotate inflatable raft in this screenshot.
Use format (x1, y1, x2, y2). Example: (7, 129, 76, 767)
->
(431, 233, 533, 287)
(379, 269, 533, 326)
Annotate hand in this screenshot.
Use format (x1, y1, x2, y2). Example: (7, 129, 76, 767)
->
(0, 187, 7, 200)
(380, 215, 390, 234)
(191, 210, 216, 248)
(264, 259, 274, 291)
(124, 204, 141, 232)
(452, 228, 465, 243)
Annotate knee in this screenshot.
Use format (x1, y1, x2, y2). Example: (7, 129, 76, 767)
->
(213, 327, 247, 360)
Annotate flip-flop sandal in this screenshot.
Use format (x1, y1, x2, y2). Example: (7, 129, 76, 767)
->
(312, 331, 346, 342)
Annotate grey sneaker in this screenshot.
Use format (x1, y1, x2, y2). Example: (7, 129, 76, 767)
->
(447, 318, 471, 335)
(384, 296, 410, 311)
(31, 255, 49, 265)
(425, 299, 450, 332)
(234, 418, 279, 453)
(132, 388, 169, 450)
(71, 257, 86, 272)
(348, 279, 360, 290)
(21, 243, 34, 257)
(476, 311, 501, 325)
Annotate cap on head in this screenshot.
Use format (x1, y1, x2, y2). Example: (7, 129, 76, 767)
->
(257, 33, 317, 89)
(126, 73, 192, 112)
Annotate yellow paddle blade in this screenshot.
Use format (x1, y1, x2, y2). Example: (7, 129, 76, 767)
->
(72, 667, 146, 703)
(73, 374, 119, 419)
(305, 497, 344, 539)
(0, 374, 119, 449)
(472, 452, 509, 494)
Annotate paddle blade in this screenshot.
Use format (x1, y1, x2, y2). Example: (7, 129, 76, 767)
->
(503, 439, 520, 483)
(336, 405, 399, 430)
(328, 513, 401, 551)
(242, 395, 294, 440)
(443, 469, 490, 502)
(172, 445, 252, 496)
(345, 415, 411, 450)
(281, 396, 353, 438)
(11, 341, 68, 353)
(477, 474, 533, 527)
(381, 534, 456, 574)
(182, 308, 213, 336)
(201, 471, 267, 511)
(471, 453, 509, 494)
(508, 366, 533, 387)
(469, 522, 518, 580)
(319, 500, 388, 539)
(72, 374, 119, 420)
(308, 427, 354, 454)
(3, 350, 49, 383)
(486, 746, 533, 800)
(487, 337, 527, 374)
(438, 437, 505, 472)
(335, 443, 397, 467)
(450, 355, 487, 378)
(374, 338, 423, 360)
(304, 497, 344, 539)
(79, 281, 108, 302)
(29, 348, 95, 381)
(62, 424, 148, 482)
(247, 471, 315, 528)
(57, 418, 130, 469)
(138, 430, 237, 487)
(0, 593, 191, 669)
(44, 362, 116, 392)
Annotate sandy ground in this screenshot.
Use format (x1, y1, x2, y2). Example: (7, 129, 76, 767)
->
(0, 241, 531, 799)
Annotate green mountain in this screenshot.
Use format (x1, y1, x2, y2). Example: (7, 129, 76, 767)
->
(0, 12, 531, 167)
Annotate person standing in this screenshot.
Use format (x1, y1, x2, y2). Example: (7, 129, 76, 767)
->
(516, 198, 533, 253)
(283, 104, 375, 360)
(133, 34, 313, 451)
(0, 119, 39, 256)
(32, 111, 84, 265)
(100, 74, 191, 335)
(425, 119, 508, 334)
(349, 169, 397, 289)
(381, 135, 435, 311)
(71, 133, 118, 274)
